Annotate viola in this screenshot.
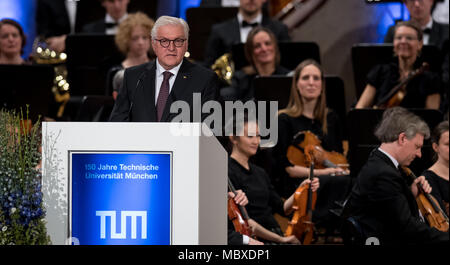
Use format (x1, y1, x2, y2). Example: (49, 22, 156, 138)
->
(227, 178, 254, 238)
(402, 167, 449, 232)
(285, 149, 317, 244)
(374, 62, 429, 109)
(286, 130, 349, 173)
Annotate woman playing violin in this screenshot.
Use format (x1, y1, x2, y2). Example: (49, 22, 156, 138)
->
(228, 114, 319, 244)
(355, 20, 441, 109)
(421, 121, 449, 216)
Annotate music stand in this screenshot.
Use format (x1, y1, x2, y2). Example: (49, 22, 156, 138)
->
(347, 108, 443, 179)
(66, 34, 123, 96)
(351, 43, 442, 98)
(0, 64, 54, 121)
(253, 75, 347, 127)
(186, 7, 238, 61)
(232, 41, 321, 71)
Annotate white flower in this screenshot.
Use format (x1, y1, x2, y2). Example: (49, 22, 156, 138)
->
(1, 226, 7, 232)
(10, 207, 16, 214)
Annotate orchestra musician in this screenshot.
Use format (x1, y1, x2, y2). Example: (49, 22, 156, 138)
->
(228, 114, 319, 244)
(420, 121, 449, 216)
(220, 26, 290, 101)
(271, 60, 349, 235)
(344, 107, 449, 245)
(106, 12, 155, 100)
(0, 19, 28, 65)
(356, 21, 441, 110)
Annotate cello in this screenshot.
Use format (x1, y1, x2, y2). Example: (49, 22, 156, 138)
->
(402, 167, 449, 232)
(227, 178, 254, 238)
(285, 147, 317, 244)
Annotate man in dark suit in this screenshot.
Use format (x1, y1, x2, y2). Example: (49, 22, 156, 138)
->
(345, 107, 449, 245)
(203, 0, 290, 67)
(82, 0, 129, 35)
(36, 0, 78, 52)
(109, 15, 219, 122)
(384, 0, 449, 50)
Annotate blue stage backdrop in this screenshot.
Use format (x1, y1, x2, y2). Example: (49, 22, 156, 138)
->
(70, 152, 172, 245)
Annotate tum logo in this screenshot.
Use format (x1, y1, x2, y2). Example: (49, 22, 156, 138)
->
(96, 211, 147, 239)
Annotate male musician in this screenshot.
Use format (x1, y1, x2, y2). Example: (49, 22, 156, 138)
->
(384, 0, 449, 50)
(109, 16, 219, 122)
(82, 0, 130, 35)
(203, 0, 290, 67)
(345, 107, 449, 245)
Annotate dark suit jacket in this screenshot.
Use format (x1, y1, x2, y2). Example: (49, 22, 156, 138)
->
(384, 20, 449, 50)
(36, 0, 71, 38)
(81, 19, 107, 34)
(109, 59, 219, 122)
(345, 148, 448, 245)
(203, 15, 290, 67)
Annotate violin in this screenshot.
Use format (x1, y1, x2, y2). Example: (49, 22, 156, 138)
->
(286, 131, 349, 173)
(374, 62, 429, 109)
(227, 178, 254, 238)
(285, 150, 317, 244)
(402, 167, 449, 232)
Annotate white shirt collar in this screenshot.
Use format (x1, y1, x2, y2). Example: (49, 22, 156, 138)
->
(423, 19, 433, 31)
(378, 147, 399, 169)
(105, 13, 128, 24)
(156, 59, 183, 77)
(237, 12, 263, 26)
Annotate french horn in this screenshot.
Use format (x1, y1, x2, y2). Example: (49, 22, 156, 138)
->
(211, 53, 235, 86)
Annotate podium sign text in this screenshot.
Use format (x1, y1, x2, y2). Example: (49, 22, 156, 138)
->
(70, 152, 172, 245)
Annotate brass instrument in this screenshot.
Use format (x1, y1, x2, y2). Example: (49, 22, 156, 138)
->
(32, 37, 70, 118)
(211, 53, 235, 86)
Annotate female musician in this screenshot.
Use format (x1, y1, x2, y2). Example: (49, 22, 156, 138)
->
(221, 26, 290, 101)
(228, 115, 319, 244)
(106, 12, 154, 99)
(421, 121, 449, 216)
(0, 19, 28, 65)
(273, 59, 346, 195)
(271, 59, 350, 238)
(355, 20, 441, 109)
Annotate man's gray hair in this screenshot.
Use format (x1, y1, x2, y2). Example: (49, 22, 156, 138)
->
(374, 107, 430, 143)
(151, 16, 189, 40)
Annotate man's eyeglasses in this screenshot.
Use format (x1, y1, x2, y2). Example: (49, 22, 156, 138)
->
(154, 38, 186, 48)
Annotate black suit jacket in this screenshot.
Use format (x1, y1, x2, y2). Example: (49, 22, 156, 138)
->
(109, 59, 220, 122)
(345, 148, 448, 245)
(36, 0, 71, 38)
(81, 19, 107, 34)
(384, 20, 449, 50)
(203, 15, 290, 67)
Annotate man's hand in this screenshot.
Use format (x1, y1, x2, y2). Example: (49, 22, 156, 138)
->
(46, 35, 67, 53)
(412, 176, 432, 197)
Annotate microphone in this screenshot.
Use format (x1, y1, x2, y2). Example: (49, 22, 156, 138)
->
(127, 70, 147, 121)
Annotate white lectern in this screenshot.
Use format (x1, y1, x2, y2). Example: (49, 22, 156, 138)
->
(42, 122, 227, 245)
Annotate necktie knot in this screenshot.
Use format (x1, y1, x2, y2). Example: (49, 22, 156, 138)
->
(242, 21, 258, 28)
(163, 71, 173, 80)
